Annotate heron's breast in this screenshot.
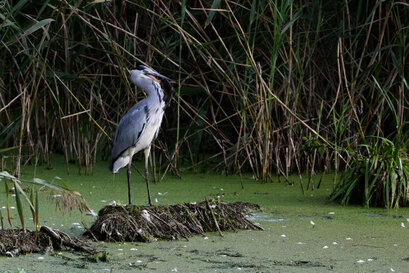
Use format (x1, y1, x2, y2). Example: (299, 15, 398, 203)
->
(134, 107, 164, 151)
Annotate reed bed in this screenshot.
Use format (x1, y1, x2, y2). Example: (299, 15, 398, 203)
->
(0, 0, 408, 205)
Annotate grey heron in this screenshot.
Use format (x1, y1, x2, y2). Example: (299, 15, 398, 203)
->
(108, 65, 173, 205)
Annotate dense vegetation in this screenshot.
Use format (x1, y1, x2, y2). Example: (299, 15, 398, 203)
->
(1, 0, 408, 207)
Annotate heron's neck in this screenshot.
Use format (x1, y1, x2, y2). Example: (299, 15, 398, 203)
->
(141, 81, 164, 104)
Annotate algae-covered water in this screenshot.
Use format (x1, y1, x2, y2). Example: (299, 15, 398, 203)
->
(1, 157, 409, 272)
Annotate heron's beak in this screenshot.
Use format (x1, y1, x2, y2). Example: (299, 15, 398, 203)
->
(145, 70, 172, 83)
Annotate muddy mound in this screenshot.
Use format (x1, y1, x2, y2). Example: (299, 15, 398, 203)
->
(85, 200, 263, 242)
(0, 226, 94, 256)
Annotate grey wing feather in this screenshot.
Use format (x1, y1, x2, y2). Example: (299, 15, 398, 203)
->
(109, 102, 147, 164)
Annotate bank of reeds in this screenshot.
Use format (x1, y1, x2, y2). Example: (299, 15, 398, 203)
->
(0, 1, 408, 189)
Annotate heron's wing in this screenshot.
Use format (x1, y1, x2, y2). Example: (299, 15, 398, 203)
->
(110, 102, 148, 163)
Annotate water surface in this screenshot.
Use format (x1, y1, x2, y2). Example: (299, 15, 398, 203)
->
(1, 157, 408, 272)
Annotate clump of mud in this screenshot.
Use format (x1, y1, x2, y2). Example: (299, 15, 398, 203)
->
(85, 199, 263, 242)
(0, 226, 94, 256)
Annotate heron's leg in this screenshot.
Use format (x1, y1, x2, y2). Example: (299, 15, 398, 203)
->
(127, 162, 132, 205)
(144, 147, 152, 206)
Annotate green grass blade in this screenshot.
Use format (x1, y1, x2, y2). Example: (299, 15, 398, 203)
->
(14, 181, 24, 230)
(364, 159, 369, 207)
(23, 18, 54, 37)
(29, 186, 37, 231)
(4, 182, 12, 227)
(373, 76, 398, 125)
(35, 190, 39, 230)
(205, 0, 221, 28)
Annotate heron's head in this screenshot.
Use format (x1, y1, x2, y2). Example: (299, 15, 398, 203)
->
(129, 65, 171, 87)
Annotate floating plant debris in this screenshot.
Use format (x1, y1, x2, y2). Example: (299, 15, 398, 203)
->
(85, 200, 263, 242)
(0, 226, 94, 256)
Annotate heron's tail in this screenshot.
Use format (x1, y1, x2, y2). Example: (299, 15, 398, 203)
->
(108, 156, 128, 173)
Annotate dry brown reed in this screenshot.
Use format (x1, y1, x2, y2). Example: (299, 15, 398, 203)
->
(0, 0, 407, 186)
